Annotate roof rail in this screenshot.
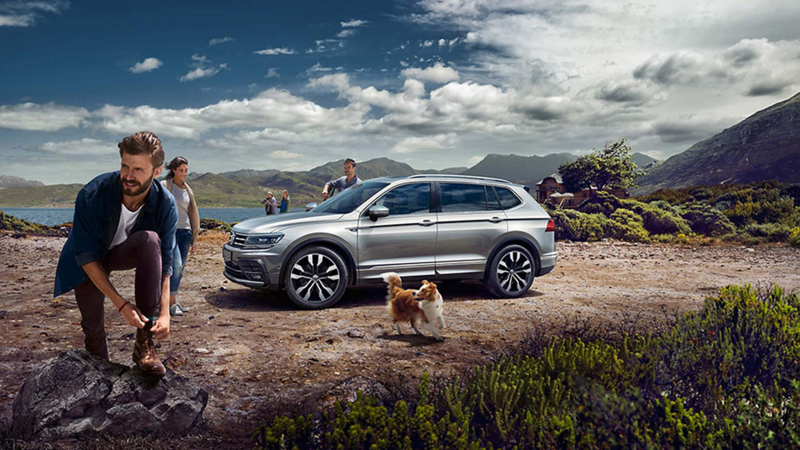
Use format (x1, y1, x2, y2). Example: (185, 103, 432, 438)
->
(408, 174, 514, 184)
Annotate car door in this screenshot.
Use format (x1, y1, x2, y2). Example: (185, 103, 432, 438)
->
(435, 183, 507, 276)
(357, 182, 437, 282)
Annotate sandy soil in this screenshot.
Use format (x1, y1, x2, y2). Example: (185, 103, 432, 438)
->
(1, 231, 799, 446)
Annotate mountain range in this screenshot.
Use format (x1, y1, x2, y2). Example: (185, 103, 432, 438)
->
(0, 153, 656, 208)
(635, 92, 800, 194)
(0, 175, 44, 189)
(2, 90, 799, 207)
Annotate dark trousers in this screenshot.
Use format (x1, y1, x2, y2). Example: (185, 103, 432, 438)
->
(74, 230, 163, 360)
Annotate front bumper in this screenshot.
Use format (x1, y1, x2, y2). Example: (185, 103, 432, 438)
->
(538, 250, 557, 277)
(222, 244, 282, 289)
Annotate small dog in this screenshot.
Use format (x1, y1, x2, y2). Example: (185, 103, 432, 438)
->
(382, 272, 446, 341)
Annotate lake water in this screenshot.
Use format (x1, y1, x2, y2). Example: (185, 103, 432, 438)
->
(1, 207, 280, 226)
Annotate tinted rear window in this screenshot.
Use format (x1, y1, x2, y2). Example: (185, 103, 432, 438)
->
(440, 183, 487, 212)
(495, 187, 522, 209)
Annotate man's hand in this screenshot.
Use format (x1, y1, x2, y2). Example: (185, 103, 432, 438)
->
(322, 190, 329, 200)
(151, 313, 170, 341)
(120, 302, 148, 329)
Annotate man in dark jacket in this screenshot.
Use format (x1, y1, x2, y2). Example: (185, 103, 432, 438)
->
(54, 131, 178, 376)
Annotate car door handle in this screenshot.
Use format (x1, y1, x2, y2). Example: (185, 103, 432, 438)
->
(488, 217, 504, 223)
(418, 220, 436, 227)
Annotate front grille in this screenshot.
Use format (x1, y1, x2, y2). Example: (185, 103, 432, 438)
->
(230, 232, 247, 248)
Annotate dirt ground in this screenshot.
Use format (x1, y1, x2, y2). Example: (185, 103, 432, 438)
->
(1, 231, 799, 447)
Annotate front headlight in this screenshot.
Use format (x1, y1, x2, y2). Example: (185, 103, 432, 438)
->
(243, 233, 284, 249)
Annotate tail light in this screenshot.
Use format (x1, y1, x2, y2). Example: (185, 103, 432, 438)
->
(546, 219, 555, 232)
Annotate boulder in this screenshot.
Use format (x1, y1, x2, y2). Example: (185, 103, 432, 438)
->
(12, 349, 207, 440)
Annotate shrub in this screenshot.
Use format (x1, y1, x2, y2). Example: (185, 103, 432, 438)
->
(653, 285, 800, 413)
(550, 209, 608, 242)
(680, 204, 736, 237)
(791, 226, 800, 248)
(199, 217, 232, 233)
(605, 208, 650, 242)
(743, 223, 792, 243)
(626, 202, 691, 235)
(577, 191, 623, 216)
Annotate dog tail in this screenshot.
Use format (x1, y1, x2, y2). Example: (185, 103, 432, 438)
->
(381, 272, 403, 301)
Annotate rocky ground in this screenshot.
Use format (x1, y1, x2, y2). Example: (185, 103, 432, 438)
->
(1, 231, 799, 448)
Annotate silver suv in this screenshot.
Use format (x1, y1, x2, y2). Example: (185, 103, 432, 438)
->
(222, 174, 557, 309)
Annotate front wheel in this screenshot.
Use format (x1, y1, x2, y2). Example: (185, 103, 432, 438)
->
(284, 246, 349, 309)
(485, 245, 535, 298)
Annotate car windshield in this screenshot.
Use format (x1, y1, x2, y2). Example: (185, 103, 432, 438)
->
(311, 180, 389, 214)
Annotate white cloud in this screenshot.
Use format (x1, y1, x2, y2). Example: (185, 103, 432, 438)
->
(420, 40, 433, 48)
(0, 0, 68, 27)
(402, 63, 460, 83)
(39, 138, 115, 155)
(254, 47, 297, 56)
(467, 155, 484, 167)
(129, 57, 163, 74)
(269, 150, 302, 159)
(179, 54, 227, 82)
(337, 29, 356, 38)
(392, 134, 458, 153)
(265, 68, 279, 78)
(0, 102, 88, 131)
(209, 36, 234, 46)
(341, 19, 367, 27)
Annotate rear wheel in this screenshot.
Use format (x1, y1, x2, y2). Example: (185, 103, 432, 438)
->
(284, 246, 349, 309)
(485, 244, 535, 298)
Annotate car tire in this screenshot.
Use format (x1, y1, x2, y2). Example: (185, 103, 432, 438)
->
(284, 246, 349, 309)
(485, 244, 535, 298)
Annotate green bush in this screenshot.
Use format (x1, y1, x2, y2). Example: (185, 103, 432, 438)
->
(605, 208, 650, 242)
(679, 204, 736, 237)
(253, 284, 800, 449)
(0, 210, 60, 236)
(550, 209, 609, 242)
(790, 226, 800, 248)
(577, 191, 623, 216)
(626, 202, 691, 235)
(743, 223, 792, 243)
(653, 285, 800, 413)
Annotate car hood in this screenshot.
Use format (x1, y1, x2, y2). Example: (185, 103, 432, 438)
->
(231, 212, 345, 234)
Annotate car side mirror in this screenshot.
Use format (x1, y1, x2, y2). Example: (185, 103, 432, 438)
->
(368, 205, 390, 221)
(305, 202, 318, 211)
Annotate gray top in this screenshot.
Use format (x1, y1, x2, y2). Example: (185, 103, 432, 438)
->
(328, 175, 362, 193)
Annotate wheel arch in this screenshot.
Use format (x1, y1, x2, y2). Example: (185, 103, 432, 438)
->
(484, 236, 541, 280)
(279, 238, 357, 289)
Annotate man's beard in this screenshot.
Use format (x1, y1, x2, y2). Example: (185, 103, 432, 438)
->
(122, 173, 154, 197)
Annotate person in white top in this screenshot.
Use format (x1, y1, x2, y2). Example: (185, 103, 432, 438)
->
(162, 156, 200, 316)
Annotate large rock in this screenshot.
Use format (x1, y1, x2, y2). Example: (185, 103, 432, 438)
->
(12, 349, 208, 440)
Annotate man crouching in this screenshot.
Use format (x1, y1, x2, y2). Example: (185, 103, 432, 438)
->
(53, 131, 178, 376)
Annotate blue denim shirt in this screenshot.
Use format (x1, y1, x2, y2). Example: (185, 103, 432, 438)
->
(53, 171, 178, 298)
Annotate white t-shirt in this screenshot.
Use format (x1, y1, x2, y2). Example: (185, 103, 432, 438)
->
(110, 203, 143, 249)
(170, 183, 191, 230)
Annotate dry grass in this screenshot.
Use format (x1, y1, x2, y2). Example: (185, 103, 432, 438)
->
(197, 229, 230, 245)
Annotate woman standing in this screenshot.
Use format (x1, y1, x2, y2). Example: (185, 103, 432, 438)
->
(162, 156, 200, 316)
(279, 189, 290, 213)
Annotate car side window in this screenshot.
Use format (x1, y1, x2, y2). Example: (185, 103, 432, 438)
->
(486, 186, 502, 210)
(440, 183, 488, 212)
(495, 187, 522, 209)
(376, 183, 431, 215)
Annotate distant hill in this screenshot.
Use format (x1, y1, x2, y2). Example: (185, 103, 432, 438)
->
(463, 153, 575, 186)
(636, 92, 800, 194)
(463, 152, 658, 187)
(0, 183, 83, 207)
(0, 175, 44, 188)
(0, 152, 657, 208)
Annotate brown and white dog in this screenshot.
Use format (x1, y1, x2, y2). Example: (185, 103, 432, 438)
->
(382, 272, 446, 341)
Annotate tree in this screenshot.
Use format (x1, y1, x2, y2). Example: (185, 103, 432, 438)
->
(558, 138, 639, 195)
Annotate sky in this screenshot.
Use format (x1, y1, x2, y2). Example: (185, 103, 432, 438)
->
(1, 0, 800, 184)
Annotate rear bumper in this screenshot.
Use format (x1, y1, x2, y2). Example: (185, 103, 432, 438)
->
(538, 251, 557, 276)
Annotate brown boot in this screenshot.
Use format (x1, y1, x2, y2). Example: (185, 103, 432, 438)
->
(133, 322, 166, 376)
